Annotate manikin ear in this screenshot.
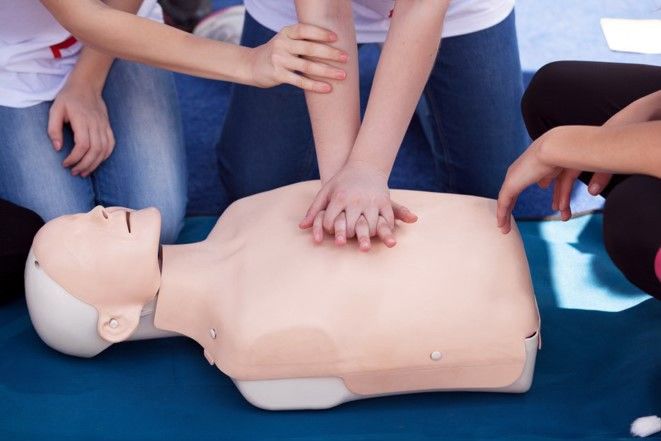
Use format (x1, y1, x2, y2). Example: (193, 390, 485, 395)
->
(96, 304, 144, 343)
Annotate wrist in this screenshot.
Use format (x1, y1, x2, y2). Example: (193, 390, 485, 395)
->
(345, 157, 390, 180)
(243, 46, 263, 87)
(65, 70, 106, 96)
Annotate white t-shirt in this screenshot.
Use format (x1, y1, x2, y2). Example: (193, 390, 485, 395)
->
(244, 0, 515, 43)
(0, 0, 162, 108)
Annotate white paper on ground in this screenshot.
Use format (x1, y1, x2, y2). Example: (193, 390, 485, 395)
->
(600, 18, 661, 54)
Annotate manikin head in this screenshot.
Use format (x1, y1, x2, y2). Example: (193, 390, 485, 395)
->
(25, 206, 164, 357)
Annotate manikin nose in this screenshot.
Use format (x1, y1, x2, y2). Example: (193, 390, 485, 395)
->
(90, 205, 109, 219)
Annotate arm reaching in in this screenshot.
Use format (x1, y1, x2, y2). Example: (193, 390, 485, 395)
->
(543, 90, 661, 220)
(497, 118, 661, 233)
(299, 1, 448, 250)
(40, 0, 348, 92)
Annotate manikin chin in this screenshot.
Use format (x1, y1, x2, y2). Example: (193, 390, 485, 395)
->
(25, 181, 541, 410)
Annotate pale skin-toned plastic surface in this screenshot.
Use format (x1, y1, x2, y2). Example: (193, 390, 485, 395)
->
(27, 181, 540, 406)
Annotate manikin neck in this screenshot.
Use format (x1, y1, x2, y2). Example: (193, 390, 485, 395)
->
(151, 239, 228, 336)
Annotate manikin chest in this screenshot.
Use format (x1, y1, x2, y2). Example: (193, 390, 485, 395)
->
(164, 182, 540, 407)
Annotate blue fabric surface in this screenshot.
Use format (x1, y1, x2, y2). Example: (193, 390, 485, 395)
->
(1, 215, 659, 440)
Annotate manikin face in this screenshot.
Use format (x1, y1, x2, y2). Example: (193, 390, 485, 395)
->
(31, 206, 162, 342)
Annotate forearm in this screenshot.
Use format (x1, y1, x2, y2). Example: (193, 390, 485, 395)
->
(349, 0, 449, 175)
(605, 90, 661, 126)
(41, 0, 255, 84)
(540, 123, 661, 178)
(295, 0, 360, 183)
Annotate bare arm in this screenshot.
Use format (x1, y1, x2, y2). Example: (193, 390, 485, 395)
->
(605, 90, 661, 126)
(497, 103, 661, 233)
(349, 0, 449, 175)
(41, 0, 253, 83)
(65, 0, 142, 92)
(295, 0, 358, 183)
(539, 89, 661, 220)
(299, 0, 448, 250)
(40, 0, 347, 90)
(539, 122, 661, 178)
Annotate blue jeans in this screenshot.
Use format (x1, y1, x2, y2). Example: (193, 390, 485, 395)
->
(217, 11, 526, 203)
(0, 60, 187, 243)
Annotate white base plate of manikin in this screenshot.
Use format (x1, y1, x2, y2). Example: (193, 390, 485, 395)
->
(235, 333, 539, 411)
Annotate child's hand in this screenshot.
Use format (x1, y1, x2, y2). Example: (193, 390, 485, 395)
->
(250, 23, 348, 93)
(48, 82, 115, 177)
(299, 161, 418, 251)
(497, 131, 614, 233)
(497, 138, 562, 234)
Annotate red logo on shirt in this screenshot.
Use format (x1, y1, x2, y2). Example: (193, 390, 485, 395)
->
(49, 36, 78, 59)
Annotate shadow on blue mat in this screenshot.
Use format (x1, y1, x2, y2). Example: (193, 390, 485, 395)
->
(1, 214, 658, 441)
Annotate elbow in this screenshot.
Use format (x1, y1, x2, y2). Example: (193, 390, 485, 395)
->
(294, 0, 350, 28)
(40, 0, 105, 44)
(394, 0, 450, 19)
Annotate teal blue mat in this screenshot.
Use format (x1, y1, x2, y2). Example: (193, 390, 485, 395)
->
(1, 215, 659, 440)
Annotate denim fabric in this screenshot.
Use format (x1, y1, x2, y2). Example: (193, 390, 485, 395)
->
(0, 60, 187, 243)
(216, 11, 526, 206)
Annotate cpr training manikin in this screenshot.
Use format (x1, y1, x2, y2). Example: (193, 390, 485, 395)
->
(24, 181, 541, 410)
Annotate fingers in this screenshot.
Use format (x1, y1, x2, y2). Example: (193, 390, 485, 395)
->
(70, 121, 113, 177)
(62, 124, 90, 169)
(322, 193, 347, 233)
(496, 189, 518, 234)
(287, 38, 347, 64)
(537, 175, 554, 189)
(300, 189, 330, 229)
(284, 23, 338, 44)
(588, 172, 613, 195)
(283, 56, 346, 81)
(312, 210, 325, 243)
(355, 215, 371, 252)
(496, 175, 523, 234)
(555, 170, 581, 221)
(364, 206, 379, 237)
(281, 70, 332, 93)
(380, 203, 395, 229)
(392, 202, 418, 224)
(344, 204, 362, 239)
(71, 123, 103, 177)
(47, 103, 65, 151)
(334, 212, 347, 245)
(376, 216, 396, 248)
(104, 127, 115, 161)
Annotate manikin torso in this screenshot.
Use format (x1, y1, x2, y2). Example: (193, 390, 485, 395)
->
(26, 181, 540, 410)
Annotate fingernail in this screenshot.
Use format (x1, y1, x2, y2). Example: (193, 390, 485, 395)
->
(336, 71, 346, 80)
(53, 140, 62, 150)
(588, 184, 600, 195)
(340, 53, 348, 62)
(329, 32, 337, 41)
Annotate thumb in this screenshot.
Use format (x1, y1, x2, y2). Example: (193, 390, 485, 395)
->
(299, 188, 330, 229)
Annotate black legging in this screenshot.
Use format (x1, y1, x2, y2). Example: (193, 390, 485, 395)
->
(0, 199, 44, 304)
(521, 61, 661, 299)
